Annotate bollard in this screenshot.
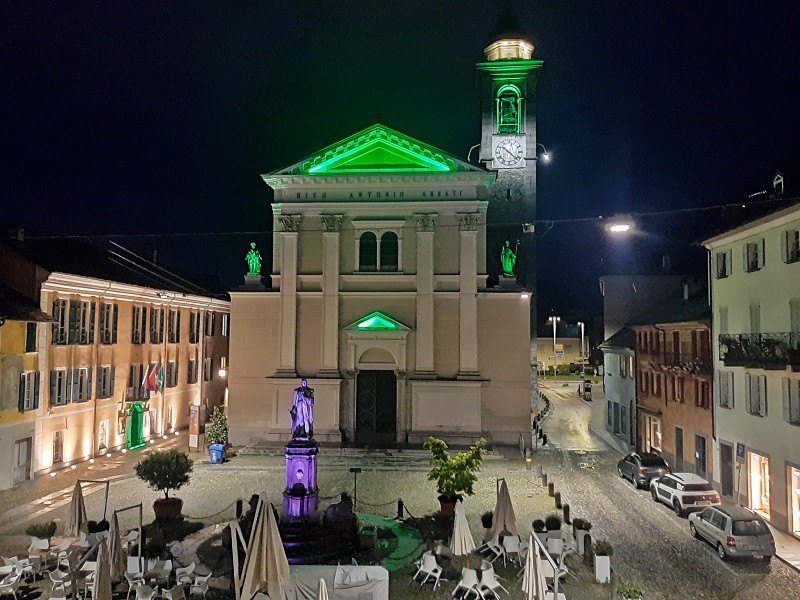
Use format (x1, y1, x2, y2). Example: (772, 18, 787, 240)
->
(563, 503, 571, 524)
(541, 473, 548, 487)
(554, 491, 562, 509)
(548, 482, 555, 497)
(542, 433, 548, 446)
(397, 499, 405, 520)
(236, 499, 243, 518)
(536, 465, 543, 478)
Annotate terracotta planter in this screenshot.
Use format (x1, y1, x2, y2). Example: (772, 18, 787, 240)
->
(153, 497, 183, 520)
(437, 495, 461, 518)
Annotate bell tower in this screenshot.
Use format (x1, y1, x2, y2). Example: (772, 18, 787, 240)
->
(477, 5, 543, 289)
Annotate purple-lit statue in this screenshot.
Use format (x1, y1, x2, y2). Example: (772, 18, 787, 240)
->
(290, 379, 314, 439)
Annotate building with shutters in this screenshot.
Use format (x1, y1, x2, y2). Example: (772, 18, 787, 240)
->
(704, 202, 800, 539)
(0, 238, 229, 486)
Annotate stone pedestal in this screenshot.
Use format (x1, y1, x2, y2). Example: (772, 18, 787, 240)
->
(499, 275, 518, 288)
(283, 441, 319, 519)
(241, 274, 267, 289)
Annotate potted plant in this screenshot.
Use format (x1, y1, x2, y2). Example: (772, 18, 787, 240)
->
(592, 539, 613, 583)
(423, 437, 484, 518)
(617, 580, 644, 600)
(206, 407, 228, 464)
(26, 521, 57, 544)
(572, 518, 593, 554)
(135, 449, 194, 520)
(532, 519, 547, 546)
(545, 513, 563, 539)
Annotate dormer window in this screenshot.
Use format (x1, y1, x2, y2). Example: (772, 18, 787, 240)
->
(354, 221, 403, 273)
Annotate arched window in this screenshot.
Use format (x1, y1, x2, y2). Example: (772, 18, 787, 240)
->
(359, 232, 377, 271)
(496, 84, 523, 134)
(379, 232, 399, 272)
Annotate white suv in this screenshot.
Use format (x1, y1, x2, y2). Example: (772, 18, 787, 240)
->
(650, 473, 720, 517)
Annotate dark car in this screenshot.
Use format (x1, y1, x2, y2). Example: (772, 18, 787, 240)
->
(617, 452, 671, 488)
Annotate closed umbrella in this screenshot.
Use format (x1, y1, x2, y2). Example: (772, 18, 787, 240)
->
(65, 482, 88, 538)
(240, 500, 293, 600)
(522, 535, 546, 600)
(449, 500, 475, 556)
(94, 539, 113, 600)
(316, 578, 329, 600)
(108, 513, 126, 583)
(489, 479, 518, 544)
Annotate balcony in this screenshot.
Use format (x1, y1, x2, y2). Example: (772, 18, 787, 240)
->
(652, 351, 712, 375)
(718, 333, 800, 368)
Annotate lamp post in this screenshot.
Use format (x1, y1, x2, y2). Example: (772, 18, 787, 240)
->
(536, 143, 551, 163)
(548, 316, 560, 376)
(577, 321, 585, 369)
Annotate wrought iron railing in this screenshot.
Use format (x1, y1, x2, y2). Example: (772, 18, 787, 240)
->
(660, 351, 713, 374)
(718, 333, 800, 367)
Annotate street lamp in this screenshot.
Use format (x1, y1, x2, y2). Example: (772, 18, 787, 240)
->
(605, 213, 635, 234)
(536, 143, 551, 163)
(577, 321, 585, 367)
(548, 316, 560, 376)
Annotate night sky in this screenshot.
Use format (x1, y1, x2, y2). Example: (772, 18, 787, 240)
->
(3, 1, 799, 319)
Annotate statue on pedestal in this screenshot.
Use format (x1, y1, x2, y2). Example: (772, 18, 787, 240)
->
(245, 242, 262, 276)
(501, 240, 519, 277)
(290, 379, 314, 440)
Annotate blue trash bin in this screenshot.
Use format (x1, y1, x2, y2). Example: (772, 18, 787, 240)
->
(209, 444, 225, 464)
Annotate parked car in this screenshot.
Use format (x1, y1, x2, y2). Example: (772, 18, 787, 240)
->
(617, 452, 670, 488)
(650, 473, 720, 516)
(688, 505, 775, 562)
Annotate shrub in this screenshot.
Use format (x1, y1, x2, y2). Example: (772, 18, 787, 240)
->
(26, 521, 57, 539)
(532, 519, 545, 532)
(205, 407, 228, 445)
(481, 511, 493, 529)
(592, 539, 614, 556)
(617, 580, 645, 599)
(135, 449, 194, 499)
(423, 437, 484, 499)
(545, 514, 562, 531)
(573, 518, 592, 531)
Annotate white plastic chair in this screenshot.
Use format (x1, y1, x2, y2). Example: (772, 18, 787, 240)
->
(501, 535, 522, 566)
(478, 568, 509, 598)
(174, 562, 195, 586)
(0, 573, 22, 600)
(451, 567, 483, 599)
(122, 530, 139, 552)
(189, 573, 211, 598)
(412, 553, 442, 589)
(163, 584, 186, 600)
(126, 572, 145, 599)
(546, 538, 564, 560)
(135, 584, 158, 600)
(49, 569, 71, 594)
(50, 540, 71, 562)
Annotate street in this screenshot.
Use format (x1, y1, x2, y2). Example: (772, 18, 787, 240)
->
(538, 381, 800, 600)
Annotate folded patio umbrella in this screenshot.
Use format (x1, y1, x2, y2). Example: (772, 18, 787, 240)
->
(65, 482, 88, 538)
(94, 539, 113, 600)
(240, 500, 293, 600)
(449, 499, 476, 556)
(489, 479, 518, 544)
(316, 578, 329, 600)
(108, 513, 126, 583)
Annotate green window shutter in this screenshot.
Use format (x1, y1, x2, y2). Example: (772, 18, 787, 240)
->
(33, 372, 40, 409)
(65, 369, 73, 403)
(96, 366, 103, 398)
(159, 310, 165, 342)
(52, 300, 59, 341)
(150, 308, 156, 343)
(71, 368, 80, 402)
(109, 366, 116, 397)
(50, 371, 57, 405)
(112, 304, 118, 343)
(784, 378, 791, 423)
(99, 304, 107, 342)
(68, 302, 79, 344)
(18, 374, 25, 412)
(176, 312, 181, 342)
(89, 302, 96, 344)
(87, 368, 93, 401)
(131, 308, 137, 343)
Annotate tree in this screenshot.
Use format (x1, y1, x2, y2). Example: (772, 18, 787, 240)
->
(423, 437, 484, 499)
(205, 407, 228, 445)
(135, 449, 193, 499)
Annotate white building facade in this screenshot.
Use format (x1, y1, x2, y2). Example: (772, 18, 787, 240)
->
(227, 124, 533, 446)
(704, 203, 800, 538)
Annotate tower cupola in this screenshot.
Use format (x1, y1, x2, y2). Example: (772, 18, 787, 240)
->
(483, 4, 534, 61)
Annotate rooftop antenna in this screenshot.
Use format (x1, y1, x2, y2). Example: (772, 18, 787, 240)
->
(773, 171, 784, 195)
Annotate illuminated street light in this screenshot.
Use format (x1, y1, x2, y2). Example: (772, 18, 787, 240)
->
(520, 292, 530, 300)
(548, 315, 561, 375)
(537, 143, 551, 163)
(605, 213, 635, 234)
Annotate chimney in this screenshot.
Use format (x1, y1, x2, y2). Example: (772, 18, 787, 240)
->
(683, 282, 689, 301)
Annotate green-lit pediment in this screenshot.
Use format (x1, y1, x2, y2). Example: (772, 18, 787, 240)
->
(269, 124, 486, 176)
(347, 311, 410, 332)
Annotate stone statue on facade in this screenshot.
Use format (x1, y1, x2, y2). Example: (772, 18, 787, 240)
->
(245, 242, 262, 276)
(501, 240, 519, 277)
(290, 379, 314, 439)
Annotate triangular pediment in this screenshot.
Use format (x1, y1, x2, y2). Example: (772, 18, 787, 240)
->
(345, 311, 410, 332)
(270, 124, 486, 176)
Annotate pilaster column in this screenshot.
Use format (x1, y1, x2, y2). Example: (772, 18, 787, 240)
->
(320, 215, 343, 377)
(414, 214, 437, 377)
(458, 214, 480, 379)
(277, 215, 301, 376)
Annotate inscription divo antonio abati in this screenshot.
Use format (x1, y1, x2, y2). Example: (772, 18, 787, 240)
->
(294, 189, 467, 200)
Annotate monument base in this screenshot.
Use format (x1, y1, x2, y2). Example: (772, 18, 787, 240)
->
(240, 274, 268, 289)
(283, 440, 319, 520)
(499, 275, 518, 288)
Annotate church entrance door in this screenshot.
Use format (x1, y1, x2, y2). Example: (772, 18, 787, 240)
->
(355, 370, 397, 443)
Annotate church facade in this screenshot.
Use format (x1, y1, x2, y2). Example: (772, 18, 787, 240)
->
(228, 31, 542, 447)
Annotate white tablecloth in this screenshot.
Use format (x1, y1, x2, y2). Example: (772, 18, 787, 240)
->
(289, 565, 389, 600)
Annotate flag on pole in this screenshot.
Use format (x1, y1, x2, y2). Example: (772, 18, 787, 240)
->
(148, 363, 160, 393)
(157, 364, 165, 392)
(141, 363, 152, 398)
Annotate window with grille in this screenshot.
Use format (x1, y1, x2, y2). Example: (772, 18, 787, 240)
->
(96, 366, 115, 399)
(168, 309, 181, 343)
(131, 306, 146, 344)
(745, 373, 767, 416)
(52, 299, 68, 345)
(69, 301, 95, 345)
(718, 370, 734, 409)
(50, 369, 69, 407)
(70, 368, 92, 403)
(99, 303, 118, 344)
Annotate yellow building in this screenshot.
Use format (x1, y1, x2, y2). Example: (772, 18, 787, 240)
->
(0, 239, 229, 488)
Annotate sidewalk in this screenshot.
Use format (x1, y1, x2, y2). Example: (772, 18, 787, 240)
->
(770, 523, 800, 572)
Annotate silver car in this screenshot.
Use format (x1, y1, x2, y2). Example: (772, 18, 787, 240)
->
(688, 505, 775, 562)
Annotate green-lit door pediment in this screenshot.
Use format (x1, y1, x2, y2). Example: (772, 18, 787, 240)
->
(269, 124, 486, 177)
(346, 311, 410, 332)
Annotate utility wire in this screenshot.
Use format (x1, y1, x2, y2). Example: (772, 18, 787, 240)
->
(8, 194, 795, 240)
